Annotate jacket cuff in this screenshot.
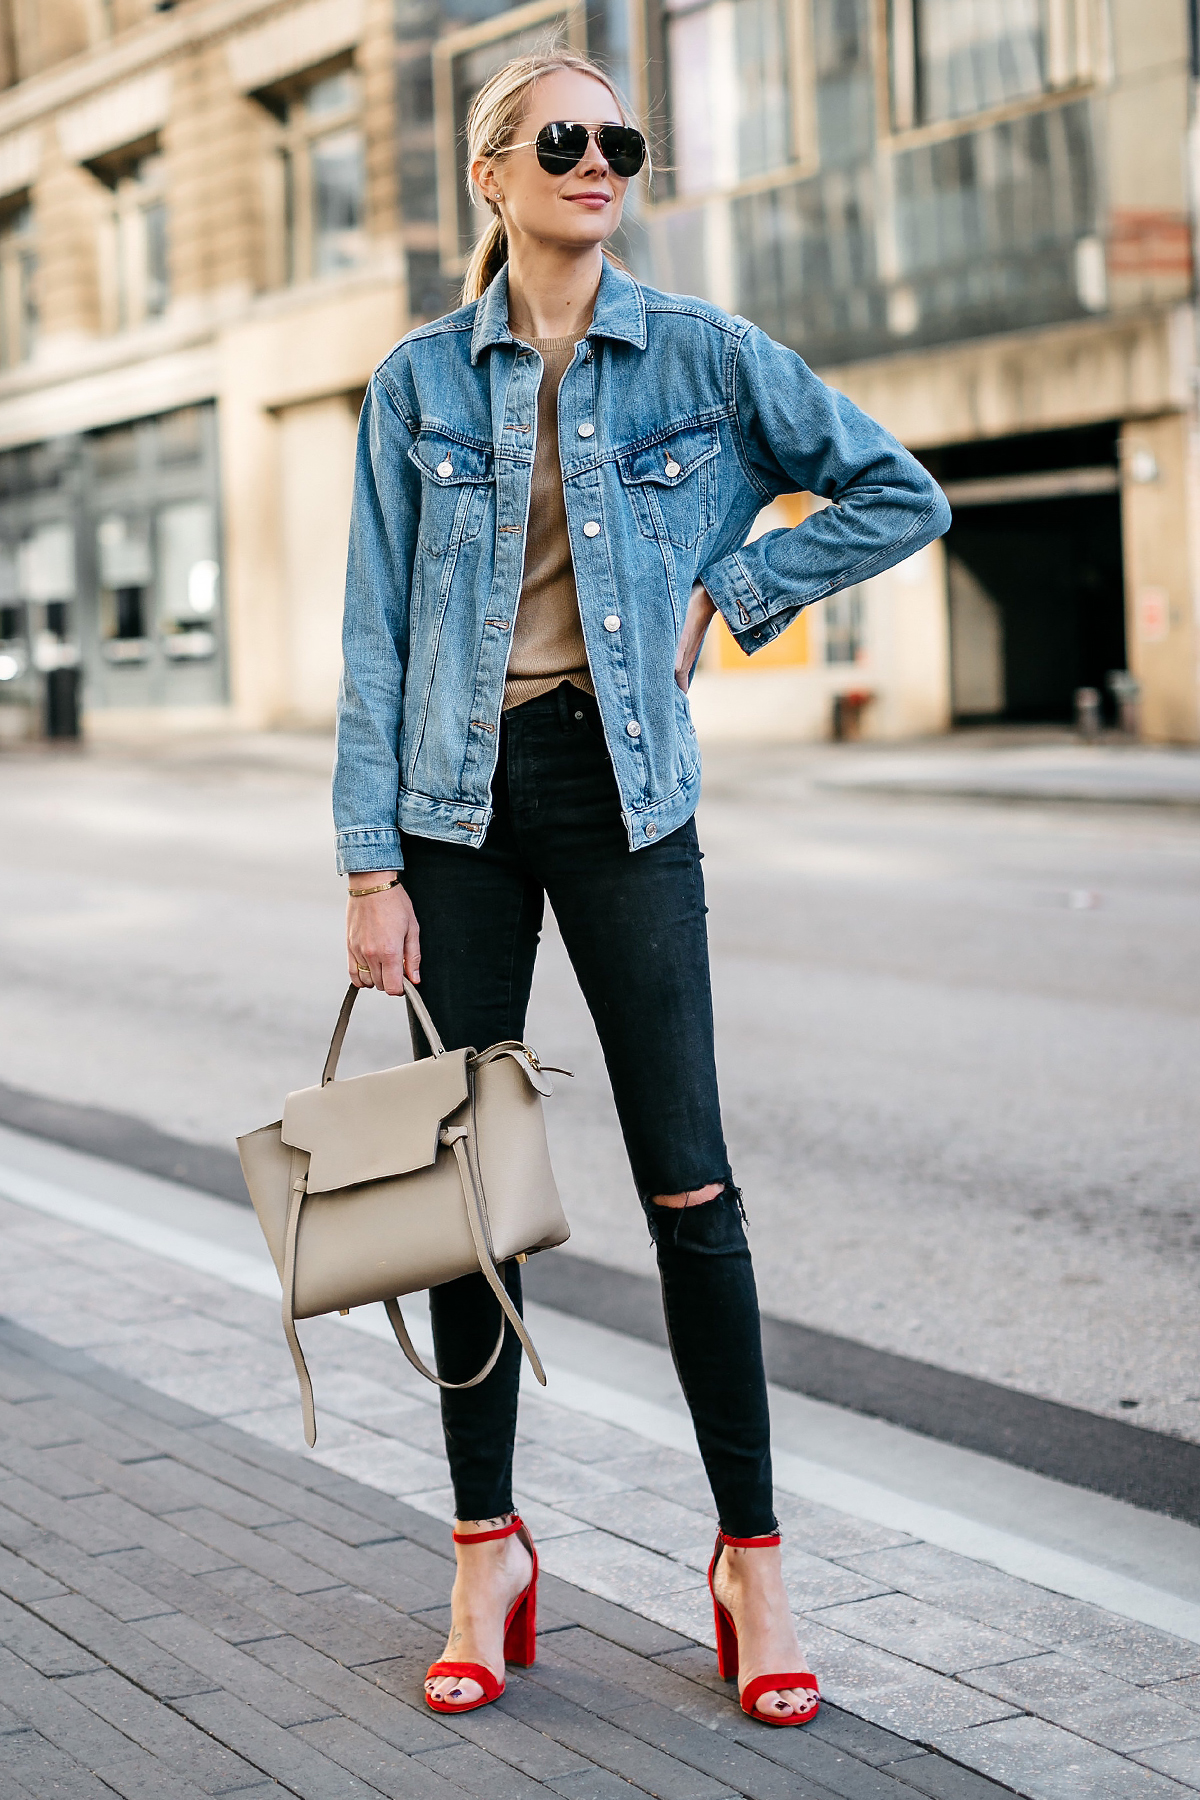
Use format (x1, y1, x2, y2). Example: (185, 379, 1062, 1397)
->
(701, 551, 786, 654)
(336, 826, 404, 877)
(701, 550, 770, 630)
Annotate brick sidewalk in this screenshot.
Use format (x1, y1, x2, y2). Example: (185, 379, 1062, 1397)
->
(0, 1319, 1009, 1800)
(2, 1175, 1200, 1799)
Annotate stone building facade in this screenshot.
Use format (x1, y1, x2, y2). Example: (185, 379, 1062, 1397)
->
(0, 0, 1196, 743)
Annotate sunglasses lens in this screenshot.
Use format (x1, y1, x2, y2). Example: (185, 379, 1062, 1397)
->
(536, 122, 590, 172)
(596, 126, 646, 176)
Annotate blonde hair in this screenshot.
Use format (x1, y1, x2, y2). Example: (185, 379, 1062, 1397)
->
(461, 49, 647, 304)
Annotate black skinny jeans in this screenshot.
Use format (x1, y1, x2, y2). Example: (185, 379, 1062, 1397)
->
(400, 682, 776, 1537)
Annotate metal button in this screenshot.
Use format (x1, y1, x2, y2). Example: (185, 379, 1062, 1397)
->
(603, 615, 621, 632)
(437, 459, 453, 477)
(574, 710, 584, 720)
(645, 823, 657, 838)
(577, 422, 595, 438)
(626, 720, 641, 737)
(583, 520, 601, 538)
(664, 458, 681, 478)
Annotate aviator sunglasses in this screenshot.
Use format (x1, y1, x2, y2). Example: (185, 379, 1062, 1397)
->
(506, 120, 647, 178)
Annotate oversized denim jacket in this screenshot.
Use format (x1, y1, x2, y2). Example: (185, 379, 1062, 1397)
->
(334, 260, 950, 873)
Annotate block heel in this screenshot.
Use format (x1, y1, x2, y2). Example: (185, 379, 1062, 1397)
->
(707, 1530, 820, 1727)
(425, 1516, 538, 1713)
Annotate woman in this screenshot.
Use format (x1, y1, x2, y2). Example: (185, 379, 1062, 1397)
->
(334, 50, 949, 1724)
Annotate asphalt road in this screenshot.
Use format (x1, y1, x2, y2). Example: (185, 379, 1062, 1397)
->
(1, 730, 1196, 1444)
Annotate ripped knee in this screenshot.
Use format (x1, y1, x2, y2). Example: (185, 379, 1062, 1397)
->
(641, 1181, 747, 1251)
(650, 1182, 725, 1209)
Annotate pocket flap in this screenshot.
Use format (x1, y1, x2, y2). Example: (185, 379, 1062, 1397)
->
(282, 1048, 470, 1194)
(617, 422, 718, 487)
(408, 432, 494, 485)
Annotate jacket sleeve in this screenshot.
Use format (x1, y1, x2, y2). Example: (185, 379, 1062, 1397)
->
(333, 372, 421, 875)
(699, 324, 951, 654)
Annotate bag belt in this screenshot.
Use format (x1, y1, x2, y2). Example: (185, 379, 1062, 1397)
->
(280, 1128, 546, 1449)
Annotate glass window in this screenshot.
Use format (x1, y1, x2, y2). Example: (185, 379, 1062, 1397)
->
(143, 198, 169, 318)
(102, 149, 169, 331)
(311, 128, 366, 274)
(814, 0, 874, 168)
(263, 64, 366, 284)
(97, 514, 152, 661)
(663, 0, 793, 198)
(825, 586, 865, 662)
(894, 0, 1047, 127)
(0, 201, 36, 369)
(158, 501, 219, 662)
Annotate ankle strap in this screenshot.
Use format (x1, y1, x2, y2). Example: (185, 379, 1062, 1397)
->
(719, 1531, 781, 1549)
(453, 1516, 523, 1544)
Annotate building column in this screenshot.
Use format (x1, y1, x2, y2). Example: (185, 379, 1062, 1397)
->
(1120, 410, 1200, 743)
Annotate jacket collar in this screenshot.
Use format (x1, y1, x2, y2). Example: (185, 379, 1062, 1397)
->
(470, 257, 648, 364)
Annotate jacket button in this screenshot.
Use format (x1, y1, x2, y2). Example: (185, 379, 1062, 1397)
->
(583, 520, 601, 537)
(603, 615, 620, 631)
(626, 720, 641, 737)
(645, 822, 657, 837)
(577, 422, 595, 438)
(664, 458, 681, 478)
(437, 459, 453, 477)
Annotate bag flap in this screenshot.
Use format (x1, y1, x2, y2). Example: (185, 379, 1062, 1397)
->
(281, 1048, 470, 1195)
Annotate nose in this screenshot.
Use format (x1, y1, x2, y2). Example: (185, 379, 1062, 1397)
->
(578, 131, 610, 179)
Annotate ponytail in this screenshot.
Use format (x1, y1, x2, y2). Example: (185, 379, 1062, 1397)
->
(462, 213, 509, 305)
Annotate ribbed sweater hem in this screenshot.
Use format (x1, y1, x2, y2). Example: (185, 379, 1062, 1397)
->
(503, 668, 596, 711)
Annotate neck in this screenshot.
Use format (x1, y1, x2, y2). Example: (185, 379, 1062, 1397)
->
(504, 236, 604, 341)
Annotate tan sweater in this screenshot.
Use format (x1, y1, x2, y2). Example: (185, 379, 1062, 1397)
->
(503, 336, 595, 711)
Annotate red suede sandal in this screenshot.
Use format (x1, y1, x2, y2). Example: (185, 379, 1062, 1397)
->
(708, 1530, 820, 1726)
(424, 1517, 537, 1715)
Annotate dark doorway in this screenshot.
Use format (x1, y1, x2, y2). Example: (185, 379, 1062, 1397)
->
(925, 425, 1127, 725)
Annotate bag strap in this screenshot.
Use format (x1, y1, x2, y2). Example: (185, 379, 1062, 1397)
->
(322, 979, 445, 1086)
(279, 1128, 546, 1449)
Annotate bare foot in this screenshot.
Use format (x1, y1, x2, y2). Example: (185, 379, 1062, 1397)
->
(712, 1541, 817, 1722)
(425, 1517, 533, 1708)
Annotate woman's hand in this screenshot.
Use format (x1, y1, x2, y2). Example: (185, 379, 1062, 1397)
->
(675, 584, 718, 692)
(346, 873, 421, 995)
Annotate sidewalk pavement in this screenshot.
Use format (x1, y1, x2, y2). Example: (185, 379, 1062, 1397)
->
(2, 1138, 1200, 1800)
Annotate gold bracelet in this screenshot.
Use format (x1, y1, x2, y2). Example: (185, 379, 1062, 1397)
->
(348, 876, 400, 898)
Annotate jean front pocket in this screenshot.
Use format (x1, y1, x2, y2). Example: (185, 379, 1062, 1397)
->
(408, 432, 494, 556)
(616, 422, 719, 550)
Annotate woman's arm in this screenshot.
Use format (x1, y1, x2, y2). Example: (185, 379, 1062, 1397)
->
(333, 373, 421, 881)
(700, 325, 951, 657)
(335, 372, 423, 996)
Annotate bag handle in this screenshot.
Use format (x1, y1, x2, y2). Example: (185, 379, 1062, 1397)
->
(322, 979, 445, 1086)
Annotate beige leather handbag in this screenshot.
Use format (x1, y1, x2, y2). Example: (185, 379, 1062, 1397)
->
(237, 981, 570, 1445)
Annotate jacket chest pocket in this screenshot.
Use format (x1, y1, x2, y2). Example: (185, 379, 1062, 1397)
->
(616, 423, 719, 549)
(409, 433, 494, 557)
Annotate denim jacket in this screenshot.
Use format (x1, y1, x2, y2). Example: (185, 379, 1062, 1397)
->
(334, 260, 950, 873)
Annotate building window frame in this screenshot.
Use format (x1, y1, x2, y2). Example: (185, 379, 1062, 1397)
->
(881, 0, 1102, 144)
(431, 0, 588, 276)
(637, 0, 818, 215)
(89, 136, 170, 333)
(255, 57, 366, 289)
(0, 193, 36, 369)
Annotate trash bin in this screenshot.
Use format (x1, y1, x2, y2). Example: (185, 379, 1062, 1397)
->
(45, 665, 81, 739)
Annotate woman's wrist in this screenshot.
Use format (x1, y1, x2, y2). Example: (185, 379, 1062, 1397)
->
(347, 871, 400, 896)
